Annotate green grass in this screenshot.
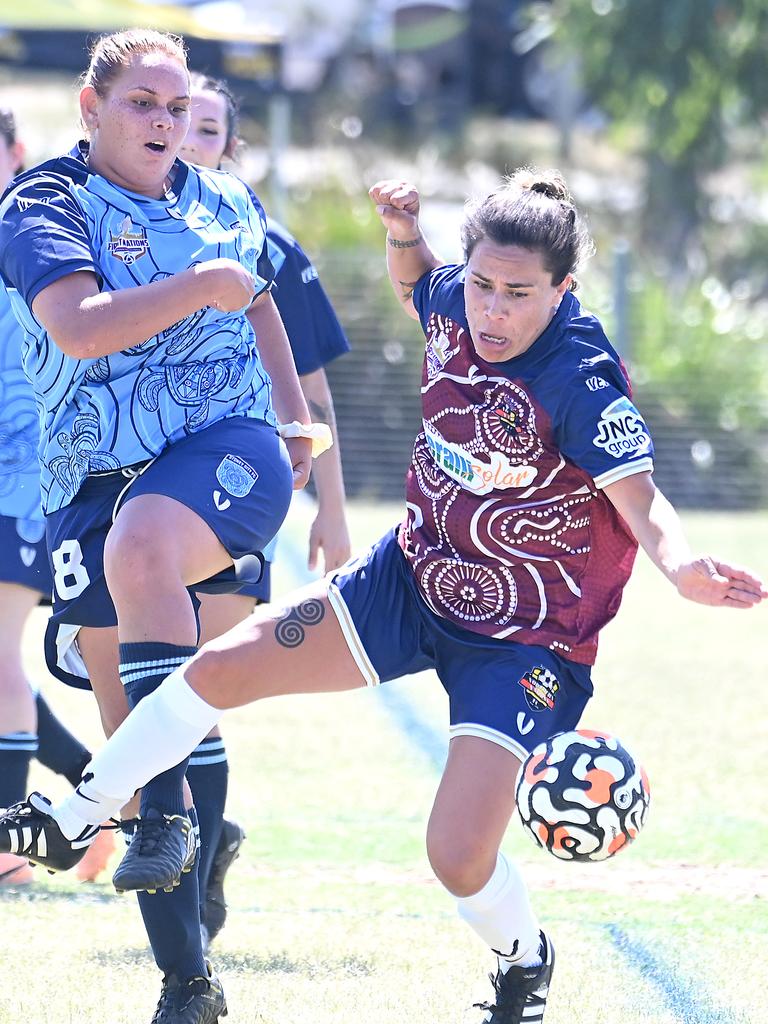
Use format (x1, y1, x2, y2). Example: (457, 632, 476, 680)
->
(2, 505, 766, 1023)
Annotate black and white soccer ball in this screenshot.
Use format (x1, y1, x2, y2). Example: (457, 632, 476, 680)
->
(515, 729, 650, 862)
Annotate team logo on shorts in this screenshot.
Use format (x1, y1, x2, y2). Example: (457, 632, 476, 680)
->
(519, 666, 560, 712)
(215, 454, 259, 498)
(108, 216, 150, 265)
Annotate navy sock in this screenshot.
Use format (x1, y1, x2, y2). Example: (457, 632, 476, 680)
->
(35, 693, 91, 786)
(136, 805, 207, 980)
(0, 732, 38, 805)
(186, 737, 229, 908)
(119, 642, 197, 818)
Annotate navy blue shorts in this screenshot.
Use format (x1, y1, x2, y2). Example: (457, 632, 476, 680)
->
(0, 513, 52, 596)
(328, 528, 593, 759)
(45, 417, 292, 687)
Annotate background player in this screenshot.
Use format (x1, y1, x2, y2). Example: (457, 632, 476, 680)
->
(174, 70, 353, 947)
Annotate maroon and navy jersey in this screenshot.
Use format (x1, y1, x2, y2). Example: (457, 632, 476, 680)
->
(401, 263, 654, 665)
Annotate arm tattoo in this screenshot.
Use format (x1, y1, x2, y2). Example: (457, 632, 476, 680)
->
(274, 599, 326, 648)
(308, 396, 334, 426)
(399, 280, 420, 301)
(387, 234, 422, 249)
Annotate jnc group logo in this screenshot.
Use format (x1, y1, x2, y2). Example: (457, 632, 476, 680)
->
(592, 396, 651, 459)
(108, 215, 150, 265)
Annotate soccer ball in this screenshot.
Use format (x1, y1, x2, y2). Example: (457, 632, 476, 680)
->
(515, 729, 650, 862)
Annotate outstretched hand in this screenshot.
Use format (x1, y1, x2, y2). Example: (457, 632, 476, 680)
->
(676, 556, 768, 608)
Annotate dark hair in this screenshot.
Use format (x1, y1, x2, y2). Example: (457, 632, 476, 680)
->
(460, 169, 594, 291)
(0, 107, 24, 174)
(189, 71, 240, 157)
(0, 107, 16, 147)
(82, 28, 188, 97)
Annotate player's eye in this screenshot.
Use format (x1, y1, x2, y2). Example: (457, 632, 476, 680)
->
(172, 106, 189, 116)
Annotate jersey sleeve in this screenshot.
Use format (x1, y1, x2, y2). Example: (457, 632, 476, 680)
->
(267, 227, 350, 376)
(412, 263, 464, 333)
(0, 175, 98, 306)
(243, 185, 275, 297)
(555, 372, 655, 488)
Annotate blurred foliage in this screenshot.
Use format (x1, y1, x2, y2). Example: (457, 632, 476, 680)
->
(627, 268, 768, 424)
(545, 0, 768, 259)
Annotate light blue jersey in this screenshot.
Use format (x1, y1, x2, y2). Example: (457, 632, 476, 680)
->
(0, 283, 43, 522)
(0, 143, 276, 514)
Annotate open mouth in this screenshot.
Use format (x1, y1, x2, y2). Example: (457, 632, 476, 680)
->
(145, 141, 167, 154)
(479, 332, 508, 346)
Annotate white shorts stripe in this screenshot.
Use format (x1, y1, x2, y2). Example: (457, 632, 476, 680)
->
(327, 582, 379, 687)
(449, 723, 529, 761)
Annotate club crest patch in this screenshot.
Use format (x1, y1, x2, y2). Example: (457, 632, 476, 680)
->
(519, 666, 560, 712)
(108, 215, 150, 265)
(215, 454, 259, 497)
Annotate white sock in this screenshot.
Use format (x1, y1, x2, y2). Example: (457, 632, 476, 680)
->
(456, 853, 542, 970)
(54, 666, 221, 831)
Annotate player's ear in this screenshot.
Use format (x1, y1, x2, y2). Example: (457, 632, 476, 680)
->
(223, 134, 242, 162)
(9, 140, 25, 175)
(79, 86, 101, 134)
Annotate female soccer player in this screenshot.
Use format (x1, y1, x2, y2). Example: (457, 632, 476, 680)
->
(0, 107, 114, 887)
(3, 171, 765, 1024)
(0, 31, 323, 1024)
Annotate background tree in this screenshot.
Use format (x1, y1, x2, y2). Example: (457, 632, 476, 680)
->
(548, 0, 768, 267)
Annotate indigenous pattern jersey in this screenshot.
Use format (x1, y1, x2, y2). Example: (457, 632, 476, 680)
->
(266, 219, 350, 375)
(0, 284, 43, 522)
(406, 264, 654, 665)
(0, 144, 275, 514)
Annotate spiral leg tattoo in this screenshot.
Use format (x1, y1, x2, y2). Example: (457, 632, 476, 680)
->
(274, 599, 326, 648)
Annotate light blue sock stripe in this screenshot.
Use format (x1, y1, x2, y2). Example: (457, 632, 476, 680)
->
(188, 752, 229, 766)
(0, 732, 39, 752)
(191, 739, 226, 754)
(118, 657, 189, 675)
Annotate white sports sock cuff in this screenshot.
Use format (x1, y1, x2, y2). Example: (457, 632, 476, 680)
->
(456, 853, 512, 913)
(157, 665, 220, 728)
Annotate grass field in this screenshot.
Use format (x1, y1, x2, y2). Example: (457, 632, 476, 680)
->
(1, 502, 766, 1024)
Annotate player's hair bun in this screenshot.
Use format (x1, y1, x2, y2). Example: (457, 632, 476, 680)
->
(511, 169, 572, 204)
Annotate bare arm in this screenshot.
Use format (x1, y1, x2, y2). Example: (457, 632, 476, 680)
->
(247, 293, 312, 489)
(368, 179, 443, 320)
(31, 260, 257, 360)
(299, 367, 350, 572)
(604, 471, 767, 607)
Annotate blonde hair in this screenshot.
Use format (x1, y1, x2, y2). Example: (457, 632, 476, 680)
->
(82, 28, 188, 96)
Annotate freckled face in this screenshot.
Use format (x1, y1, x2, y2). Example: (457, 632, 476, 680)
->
(179, 88, 230, 169)
(81, 52, 191, 198)
(464, 240, 571, 362)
